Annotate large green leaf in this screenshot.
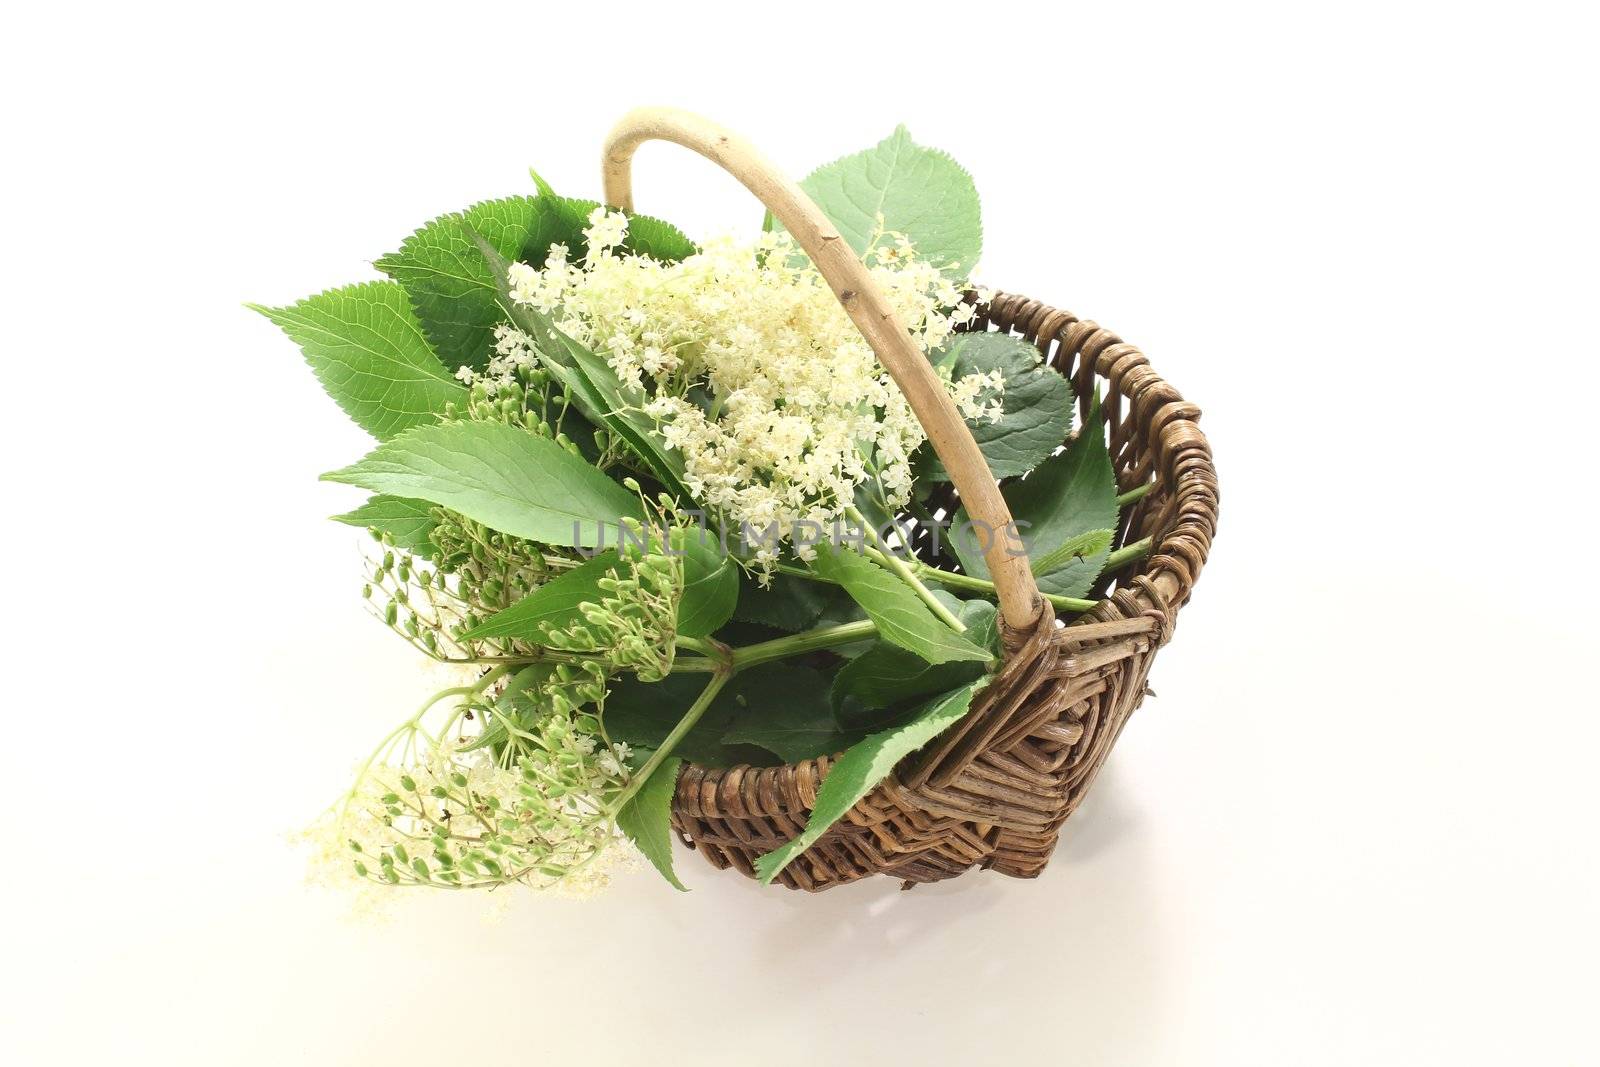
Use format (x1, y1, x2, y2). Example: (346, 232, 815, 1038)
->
(810, 588, 875, 659)
(249, 281, 465, 439)
(602, 672, 778, 769)
(377, 195, 695, 374)
(720, 665, 853, 763)
(464, 525, 736, 642)
(794, 126, 981, 278)
(753, 680, 983, 884)
(457, 551, 620, 641)
(923, 333, 1073, 480)
(831, 645, 977, 716)
(331, 495, 438, 558)
(322, 421, 642, 548)
(731, 572, 834, 631)
(953, 394, 1118, 600)
(1029, 528, 1114, 577)
(808, 549, 990, 664)
(615, 754, 687, 892)
(375, 197, 583, 373)
(539, 193, 697, 263)
(668, 529, 739, 639)
(830, 601, 995, 713)
(467, 232, 694, 504)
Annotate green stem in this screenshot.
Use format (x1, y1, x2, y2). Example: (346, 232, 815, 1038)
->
(1116, 482, 1154, 508)
(774, 562, 829, 582)
(666, 656, 725, 673)
(674, 636, 733, 673)
(605, 668, 732, 815)
(776, 557, 1098, 615)
(338, 664, 512, 822)
(673, 635, 717, 658)
(906, 560, 1097, 614)
(729, 620, 878, 671)
(1103, 536, 1152, 572)
(429, 651, 613, 667)
(869, 546, 966, 631)
(845, 506, 965, 632)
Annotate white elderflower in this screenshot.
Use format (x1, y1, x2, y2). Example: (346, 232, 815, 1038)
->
(312, 682, 636, 896)
(504, 225, 1002, 572)
(949, 367, 1007, 425)
(583, 206, 629, 254)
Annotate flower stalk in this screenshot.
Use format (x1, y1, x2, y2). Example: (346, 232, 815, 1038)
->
(729, 620, 879, 671)
(605, 667, 732, 814)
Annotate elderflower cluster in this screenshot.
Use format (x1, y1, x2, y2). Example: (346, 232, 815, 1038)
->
(947, 366, 1007, 425)
(498, 207, 1001, 571)
(321, 696, 633, 894)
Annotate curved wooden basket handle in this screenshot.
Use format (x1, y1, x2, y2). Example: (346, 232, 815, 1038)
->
(602, 107, 1043, 630)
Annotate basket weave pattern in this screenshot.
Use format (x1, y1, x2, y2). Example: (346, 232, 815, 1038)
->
(670, 292, 1219, 890)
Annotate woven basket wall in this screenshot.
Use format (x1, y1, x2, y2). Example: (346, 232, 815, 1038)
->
(669, 291, 1218, 891)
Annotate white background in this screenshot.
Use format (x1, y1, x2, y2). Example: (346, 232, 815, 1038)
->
(3, 2, 1595, 1063)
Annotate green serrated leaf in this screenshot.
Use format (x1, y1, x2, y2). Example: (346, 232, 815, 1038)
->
(1029, 528, 1115, 577)
(377, 195, 695, 373)
(541, 193, 697, 264)
(830, 645, 977, 714)
(731, 571, 834, 631)
(616, 755, 687, 892)
(375, 197, 581, 373)
(808, 549, 990, 664)
(793, 125, 981, 278)
(668, 529, 740, 639)
(953, 393, 1118, 600)
(527, 167, 557, 199)
(331, 495, 439, 558)
(249, 282, 465, 439)
(602, 672, 779, 769)
(720, 665, 852, 763)
(830, 600, 994, 714)
(753, 680, 983, 884)
(458, 551, 619, 641)
(922, 333, 1073, 480)
(322, 421, 642, 548)
(615, 210, 697, 264)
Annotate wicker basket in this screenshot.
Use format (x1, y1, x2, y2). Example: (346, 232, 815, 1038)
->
(602, 110, 1218, 891)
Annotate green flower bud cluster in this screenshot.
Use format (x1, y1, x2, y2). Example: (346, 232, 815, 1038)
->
(429, 508, 562, 619)
(589, 424, 647, 474)
(537, 534, 683, 682)
(336, 685, 632, 893)
(362, 531, 467, 661)
(449, 366, 597, 462)
(540, 660, 609, 717)
(361, 513, 584, 664)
